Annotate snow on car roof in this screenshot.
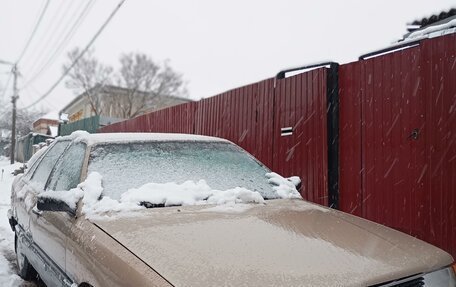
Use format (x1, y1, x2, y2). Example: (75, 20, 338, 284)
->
(60, 131, 229, 146)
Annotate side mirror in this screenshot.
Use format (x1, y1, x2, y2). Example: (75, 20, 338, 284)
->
(12, 165, 26, 176)
(37, 196, 76, 216)
(294, 181, 302, 192)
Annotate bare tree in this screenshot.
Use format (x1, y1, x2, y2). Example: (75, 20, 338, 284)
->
(114, 53, 187, 118)
(63, 48, 113, 116)
(63, 48, 187, 119)
(0, 107, 45, 137)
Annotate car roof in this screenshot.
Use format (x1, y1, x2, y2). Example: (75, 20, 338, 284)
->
(59, 131, 229, 146)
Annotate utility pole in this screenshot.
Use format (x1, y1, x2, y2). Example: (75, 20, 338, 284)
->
(10, 64, 18, 164)
(0, 59, 19, 164)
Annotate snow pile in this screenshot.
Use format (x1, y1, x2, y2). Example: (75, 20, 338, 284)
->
(0, 160, 27, 286)
(121, 180, 213, 206)
(80, 172, 141, 216)
(40, 111, 60, 121)
(266, 172, 302, 199)
(205, 187, 264, 205)
(38, 189, 84, 210)
(68, 130, 91, 143)
(0, 255, 22, 287)
(66, 130, 228, 146)
(39, 171, 301, 219)
(123, 180, 265, 206)
(75, 172, 265, 218)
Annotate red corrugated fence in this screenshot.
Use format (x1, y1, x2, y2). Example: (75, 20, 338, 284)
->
(339, 34, 456, 257)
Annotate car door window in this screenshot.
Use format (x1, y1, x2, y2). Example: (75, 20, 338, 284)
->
(23, 145, 52, 181)
(30, 141, 70, 191)
(23, 152, 45, 181)
(47, 142, 87, 191)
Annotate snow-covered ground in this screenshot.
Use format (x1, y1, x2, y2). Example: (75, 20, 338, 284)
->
(0, 158, 35, 287)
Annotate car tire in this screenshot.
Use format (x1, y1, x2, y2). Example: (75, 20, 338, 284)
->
(15, 234, 37, 280)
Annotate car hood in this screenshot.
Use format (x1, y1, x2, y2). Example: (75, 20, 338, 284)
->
(90, 199, 453, 287)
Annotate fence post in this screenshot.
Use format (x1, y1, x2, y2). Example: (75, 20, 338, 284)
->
(327, 63, 340, 209)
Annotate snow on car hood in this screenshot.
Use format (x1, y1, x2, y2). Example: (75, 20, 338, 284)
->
(91, 200, 453, 287)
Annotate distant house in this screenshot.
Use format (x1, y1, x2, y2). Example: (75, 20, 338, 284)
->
(32, 112, 59, 137)
(60, 85, 191, 123)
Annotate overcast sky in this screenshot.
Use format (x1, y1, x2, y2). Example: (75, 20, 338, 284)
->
(0, 0, 454, 113)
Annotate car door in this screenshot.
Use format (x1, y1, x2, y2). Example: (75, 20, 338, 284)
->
(15, 140, 70, 238)
(29, 141, 87, 286)
(14, 140, 71, 285)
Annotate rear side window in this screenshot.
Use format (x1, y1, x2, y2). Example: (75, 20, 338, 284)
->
(23, 149, 47, 181)
(47, 142, 87, 191)
(30, 141, 70, 191)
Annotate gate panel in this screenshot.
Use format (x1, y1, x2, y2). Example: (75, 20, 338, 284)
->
(340, 46, 427, 233)
(339, 40, 456, 258)
(273, 68, 328, 205)
(422, 34, 456, 257)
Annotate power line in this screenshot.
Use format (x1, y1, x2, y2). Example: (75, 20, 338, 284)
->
(0, 104, 12, 122)
(22, 0, 96, 89)
(15, 0, 51, 65)
(22, 1, 83, 77)
(21, 79, 59, 110)
(0, 73, 12, 99)
(23, 0, 126, 110)
(2, 0, 50, 163)
(22, 84, 58, 111)
(20, 0, 74, 72)
(23, 1, 94, 87)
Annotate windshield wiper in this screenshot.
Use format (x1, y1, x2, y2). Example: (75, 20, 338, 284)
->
(139, 201, 181, 209)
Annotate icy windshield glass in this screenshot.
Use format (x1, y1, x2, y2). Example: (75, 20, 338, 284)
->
(88, 141, 276, 200)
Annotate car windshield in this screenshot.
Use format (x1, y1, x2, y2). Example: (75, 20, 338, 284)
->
(88, 141, 276, 200)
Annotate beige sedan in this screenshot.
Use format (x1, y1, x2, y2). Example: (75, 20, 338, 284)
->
(8, 132, 456, 287)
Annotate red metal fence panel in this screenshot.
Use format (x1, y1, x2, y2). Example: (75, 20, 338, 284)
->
(273, 68, 328, 205)
(339, 34, 456, 258)
(421, 34, 456, 257)
(144, 102, 196, 133)
(340, 46, 427, 234)
(194, 79, 275, 168)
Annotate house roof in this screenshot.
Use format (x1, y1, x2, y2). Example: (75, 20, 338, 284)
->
(32, 111, 60, 126)
(59, 85, 191, 114)
(409, 8, 456, 31)
(40, 111, 60, 121)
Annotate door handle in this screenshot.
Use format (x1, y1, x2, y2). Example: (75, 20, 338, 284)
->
(408, 128, 420, 140)
(32, 207, 43, 216)
(63, 278, 74, 287)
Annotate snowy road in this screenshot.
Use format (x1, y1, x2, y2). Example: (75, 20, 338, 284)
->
(0, 159, 37, 287)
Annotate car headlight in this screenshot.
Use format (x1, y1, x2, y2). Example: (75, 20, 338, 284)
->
(423, 263, 456, 286)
